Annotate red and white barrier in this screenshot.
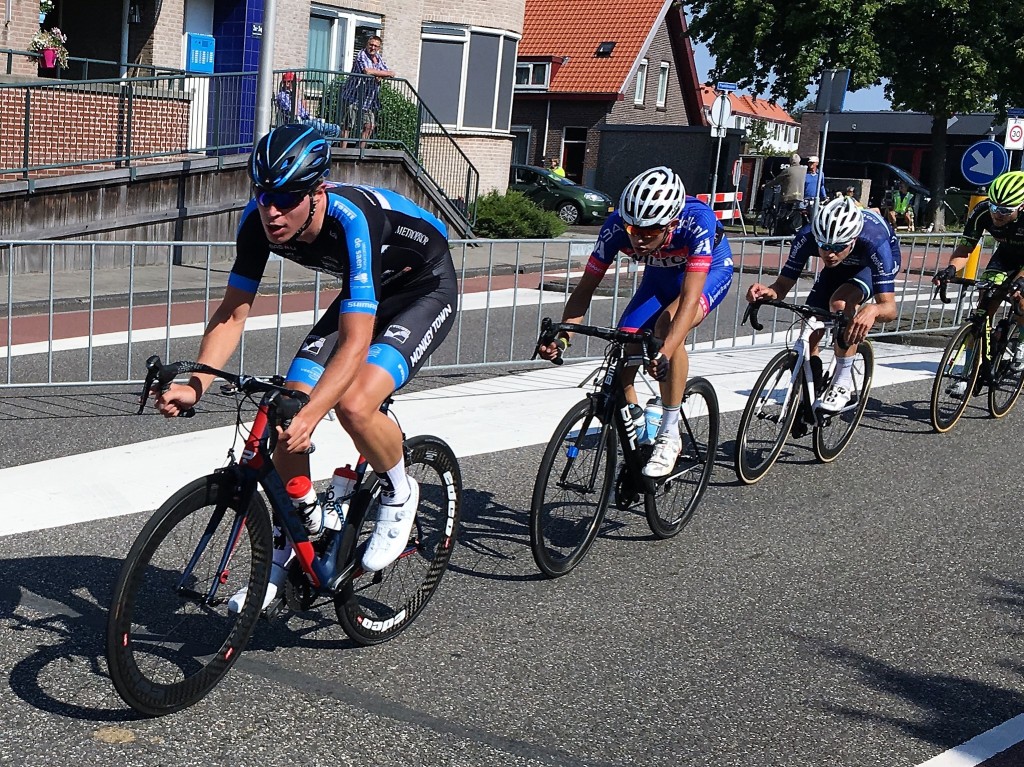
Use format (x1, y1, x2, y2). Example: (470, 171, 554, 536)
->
(696, 192, 744, 221)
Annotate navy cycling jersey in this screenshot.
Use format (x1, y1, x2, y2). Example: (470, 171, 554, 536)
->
(230, 184, 450, 317)
(781, 208, 900, 296)
(959, 200, 1024, 261)
(585, 198, 731, 277)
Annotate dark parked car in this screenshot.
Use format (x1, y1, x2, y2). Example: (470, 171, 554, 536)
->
(825, 159, 930, 221)
(508, 164, 614, 225)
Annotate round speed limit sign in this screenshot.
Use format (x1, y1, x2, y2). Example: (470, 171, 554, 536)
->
(1007, 122, 1024, 150)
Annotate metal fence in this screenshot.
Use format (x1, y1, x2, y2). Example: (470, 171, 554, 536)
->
(0, 233, 986, 389)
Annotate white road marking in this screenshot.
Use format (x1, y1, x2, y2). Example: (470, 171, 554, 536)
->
(916, 714, 1024, 766)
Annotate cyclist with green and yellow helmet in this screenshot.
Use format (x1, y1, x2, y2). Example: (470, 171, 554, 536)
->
(935, 170, 1024, 385)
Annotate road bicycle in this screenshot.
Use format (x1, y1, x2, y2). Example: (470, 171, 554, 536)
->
(930, 273, 1024, 432)
(528, 318, 719, 578)
(733, 299, 875, 485)
(106, 356, 461, 717)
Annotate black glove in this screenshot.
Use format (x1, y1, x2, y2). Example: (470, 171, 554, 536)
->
(933, 264, 956, 284)
(650, 352, 670, 381)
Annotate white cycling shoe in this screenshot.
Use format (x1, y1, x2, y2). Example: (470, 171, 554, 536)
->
(228, 546, 294, 614)
(946, 380, 968, 399)
(362, 478, 419, 572)
(814, 383, 853, 414)
(643, 433, 682, 478)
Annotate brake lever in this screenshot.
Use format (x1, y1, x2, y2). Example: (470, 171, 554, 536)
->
(747, 302, 765, 332)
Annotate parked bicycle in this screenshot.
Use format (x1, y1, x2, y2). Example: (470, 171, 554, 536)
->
(529, 318, 719, 578)
(733, 299, 875, 484)
(930, 273, 1024, 432)
(106, 356, 461, 716)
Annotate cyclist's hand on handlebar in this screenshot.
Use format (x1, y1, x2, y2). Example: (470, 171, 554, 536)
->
(536, 335, 569, 363)
(647, 350, 671, 381)
(932, 264, 956, 285)
(746, 283, 777, 303)
(845, 305, 877, 348)
(277, 409, 318, 454)
(153, 382, 199, 418)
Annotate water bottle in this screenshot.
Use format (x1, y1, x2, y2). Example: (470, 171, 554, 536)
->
(643, 396, 663, 444)
(628, 403, 646, 444)
(323, 464, 357, 528)
(285, 475, 340, 539)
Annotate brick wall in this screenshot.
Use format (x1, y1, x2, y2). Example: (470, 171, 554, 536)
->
(1, 0, 39, 76)
(0, 84, 191, 180)
(607, 22, 688, 127)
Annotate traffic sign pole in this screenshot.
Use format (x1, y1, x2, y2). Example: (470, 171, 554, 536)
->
(708, 93, 732, 205)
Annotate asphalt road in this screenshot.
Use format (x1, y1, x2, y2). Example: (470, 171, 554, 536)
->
(2, 323, 1024, 766)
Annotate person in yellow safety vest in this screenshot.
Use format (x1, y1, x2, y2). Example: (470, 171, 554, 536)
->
(887, 180, 915, 231)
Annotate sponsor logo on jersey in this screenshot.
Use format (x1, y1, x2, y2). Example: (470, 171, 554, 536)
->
(301, 336, 326, 354)
(385, 324, 412, 344)
(395, 225, 429, 246)
(410, 303, 454, 366)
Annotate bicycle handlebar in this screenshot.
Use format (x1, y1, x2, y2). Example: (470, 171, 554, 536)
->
(532, 317, 662, 364)
(742, 299, 847, 333)
(933, 274, 1021, 305)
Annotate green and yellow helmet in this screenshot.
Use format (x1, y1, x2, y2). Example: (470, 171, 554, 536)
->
(987, 170, 1024, 208)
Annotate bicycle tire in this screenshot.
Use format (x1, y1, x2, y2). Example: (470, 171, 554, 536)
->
(930, 323, 982, 433)
(734, 349, 801, 485)
(988, 321, 1024, 417)
(529, 398, 616, 578)
(106, 472, 272, 716)
(813, 341, 874, 463)
(645, 377, 720, 539)
(335, 435, 461, 646)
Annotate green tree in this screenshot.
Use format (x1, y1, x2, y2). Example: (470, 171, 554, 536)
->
(743, 120, 781, 156)
(686, 0, 1024, 230)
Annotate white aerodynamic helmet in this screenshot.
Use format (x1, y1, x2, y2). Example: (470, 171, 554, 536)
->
(619, 166, 686, 227)
(811, 196, 864, 244)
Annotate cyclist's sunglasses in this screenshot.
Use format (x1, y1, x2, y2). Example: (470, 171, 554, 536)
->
(816, 240, 853, 253)
(253, 188, 307, 210)
(625, 223, 668, 237)
(989, 202, 1020, 217)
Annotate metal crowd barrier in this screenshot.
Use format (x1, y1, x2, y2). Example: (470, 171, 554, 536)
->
(0, 233, 988, 389)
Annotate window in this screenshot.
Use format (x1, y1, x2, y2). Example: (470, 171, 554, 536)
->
(656, 62, 669, 108)
(634, 59, 647, 106)
(515, 62, 549, 90)
(307, 6, 380, 73)
(419, 24, 520, 132)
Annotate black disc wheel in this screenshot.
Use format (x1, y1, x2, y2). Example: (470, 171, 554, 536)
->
(335, 436, 461, 646)
(530, 398, 616, 578)
(645, 377, 720, 539)
(734, 349, 801, 485)
(813, 341, 874, 462)
(930, 323, 982, 433)
(106, 473, 272, 717)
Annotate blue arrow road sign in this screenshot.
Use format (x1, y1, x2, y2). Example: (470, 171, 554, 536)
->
(961, 140, 1009, 187)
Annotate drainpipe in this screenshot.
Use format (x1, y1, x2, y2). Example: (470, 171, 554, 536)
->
(119, 0, 129, 77)
(543, 98, 550, 164)
(254, 0, 277, 139)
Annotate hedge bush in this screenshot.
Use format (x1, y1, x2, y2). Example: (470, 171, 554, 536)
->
(473, 191, 567, 239)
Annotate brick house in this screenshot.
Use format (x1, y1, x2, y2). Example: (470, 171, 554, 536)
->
(510, 0, 704, 190)
(5, 0, 525, 194)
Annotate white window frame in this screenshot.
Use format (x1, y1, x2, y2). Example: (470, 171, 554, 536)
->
(515, 61, 550, 91)
(308, 5, 381, 73)
(420, 24, 521, 134)
(656, 62, 669, 108)
(634, 59, 648, 106)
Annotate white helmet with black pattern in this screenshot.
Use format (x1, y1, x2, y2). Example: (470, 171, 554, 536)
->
(811, 196, 864, 244)
(619, 166, 686, 227)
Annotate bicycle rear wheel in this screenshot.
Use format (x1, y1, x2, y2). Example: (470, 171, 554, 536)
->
(930, 323, 982, 433)
(530, 398, 616, 578)
(734, 349, 801, 485)
(106, 472, 272, 716)
(335, 435, 461, 646)
(988, 321, 1024, 417)
(813, 341, 874, 462)
(645, 377, 720, 539)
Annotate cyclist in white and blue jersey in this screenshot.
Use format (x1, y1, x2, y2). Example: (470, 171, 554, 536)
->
(537, 166, 734, 478)
(152, 125, 458, 590)
(746, 196, 901, 413)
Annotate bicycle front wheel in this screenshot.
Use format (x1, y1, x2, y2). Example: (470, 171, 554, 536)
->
(988, 324, 1024, 418)
(335, 435, 462, 646)
(930, 323, 982, 433)
(530, 398, 616, 578)
(645, 377, 720, 539)
(734, 349, 801, 485)
(813, 341, 874, 463)
(106, 472, 273, 716)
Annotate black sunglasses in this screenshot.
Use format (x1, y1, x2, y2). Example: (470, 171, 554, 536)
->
(254, 188, 306, 210)
(816, 240, 852, 253)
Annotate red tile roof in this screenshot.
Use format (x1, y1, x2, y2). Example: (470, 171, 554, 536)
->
(699, 85, 798, 124)
(520, 0, 670, 94)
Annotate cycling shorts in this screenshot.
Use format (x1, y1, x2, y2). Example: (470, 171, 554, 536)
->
(285, 259, 458, 391)
(981, 249, 1024, 285)
(617, 259, 734, 332)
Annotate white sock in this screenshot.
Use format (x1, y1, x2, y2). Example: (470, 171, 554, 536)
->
(658, 405, 680, 439)
(377, 459, 411, 506)
(833, 355, 855, 388)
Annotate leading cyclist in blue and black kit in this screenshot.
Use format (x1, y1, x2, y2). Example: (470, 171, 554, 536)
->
(151, 125, 458, 601)
(746, 196, 901, 413)
(537, 166, 734, 478)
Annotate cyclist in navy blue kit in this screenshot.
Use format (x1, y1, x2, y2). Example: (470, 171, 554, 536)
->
(151, 125, 458, 605)
(537, 166, 734, 478)
(746, 196, 900, 413)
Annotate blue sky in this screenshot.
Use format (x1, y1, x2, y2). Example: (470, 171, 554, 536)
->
(692, 43, 891, 112)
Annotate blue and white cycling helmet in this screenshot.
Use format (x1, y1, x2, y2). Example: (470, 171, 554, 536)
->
(619, 166, 686, 227)
(249, 124, 331, 193)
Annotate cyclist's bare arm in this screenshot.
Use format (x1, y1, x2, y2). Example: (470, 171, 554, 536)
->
(153, 285, 254, 416)
(746, 275, 797, 304)
(536, 269, 603, 361)
(847, 291, 896, 346)
(308, 311, 375, 421)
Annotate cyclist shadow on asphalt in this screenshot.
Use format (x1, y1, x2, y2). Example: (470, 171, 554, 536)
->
(857, 395, 937, 433)
(0, 554, 149, 721)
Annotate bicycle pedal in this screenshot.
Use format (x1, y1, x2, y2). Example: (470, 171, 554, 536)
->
(261, 595, 288, 622)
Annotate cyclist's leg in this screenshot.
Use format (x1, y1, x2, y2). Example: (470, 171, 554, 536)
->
(615, 277, 667, 408)
(815, 267, 870, 411)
